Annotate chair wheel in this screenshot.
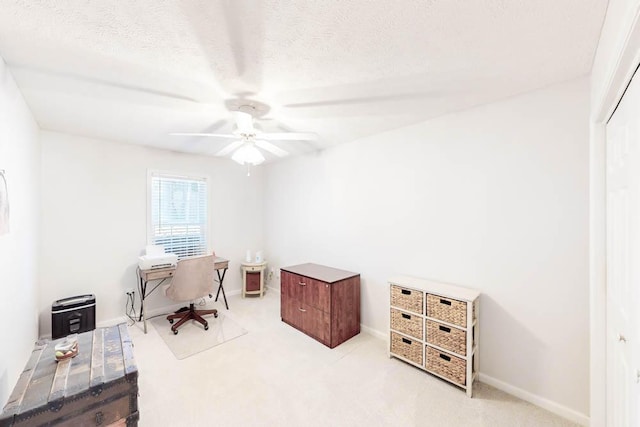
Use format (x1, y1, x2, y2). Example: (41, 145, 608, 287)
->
(204, 324, 209, 331)
(168, 319, 174, 324)
(173, 329, 178, 335)
(214, 312, 218, 318)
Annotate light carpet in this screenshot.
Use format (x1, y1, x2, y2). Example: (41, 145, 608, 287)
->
(150, 311, 247, 360)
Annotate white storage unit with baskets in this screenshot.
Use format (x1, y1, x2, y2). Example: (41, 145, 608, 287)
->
(389, 276, 480, 397)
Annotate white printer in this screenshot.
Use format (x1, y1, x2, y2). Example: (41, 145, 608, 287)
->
(138, 245, 178, 270)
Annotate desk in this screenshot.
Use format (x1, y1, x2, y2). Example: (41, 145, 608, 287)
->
(240, 261, 268, 298)
(137, 256, 229, 334)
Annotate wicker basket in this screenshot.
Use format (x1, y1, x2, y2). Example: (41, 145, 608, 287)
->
(426, 346, 466, 386)
(426, 319, 466, 355)
(390, 285, 423, 314)
(391, 308, 423, 340)
(426, 294, 466, 327)
(390, 332, 423, 366)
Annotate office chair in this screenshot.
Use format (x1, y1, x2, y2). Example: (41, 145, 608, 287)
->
(164, 254, 218, 335)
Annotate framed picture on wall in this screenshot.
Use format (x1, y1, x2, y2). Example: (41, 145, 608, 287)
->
(0, 170, 9, 235)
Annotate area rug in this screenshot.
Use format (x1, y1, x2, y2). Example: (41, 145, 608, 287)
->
(150, 311, 247, 360)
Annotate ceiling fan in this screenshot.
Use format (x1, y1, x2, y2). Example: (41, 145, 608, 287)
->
(171, 104, 317, 172)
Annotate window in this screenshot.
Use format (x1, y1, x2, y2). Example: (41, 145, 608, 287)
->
(148, 171, 208, 258)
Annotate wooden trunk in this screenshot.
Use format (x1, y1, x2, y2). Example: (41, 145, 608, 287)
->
(0, 324, 139, 426)
(281, 263, 360, 348)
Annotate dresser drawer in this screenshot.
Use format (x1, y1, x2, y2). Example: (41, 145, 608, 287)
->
(426, 319, 466, 355)
(390, 332, 423, 366)
(390, 285, 423, 314)
(390, 308, 423, 340)
(300, 302, 330, 345)
(426, 346, 466, 386)
(301, 277, 330, 312)
(244, 265, 263, 272)
(426, 294, 466, 327)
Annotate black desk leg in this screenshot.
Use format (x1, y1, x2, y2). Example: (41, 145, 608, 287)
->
(215, 268, 229, 310)
(138, 277, 145, 322)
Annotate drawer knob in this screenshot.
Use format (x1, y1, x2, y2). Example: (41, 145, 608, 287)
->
(439, 325, 451, 333)
(439, 353, 451, 362)
(401, 289, 411, 295)
(439, 298, 451, 306)
(298, 307, 306, 312)
(402, 337, 412, 345)
(298, 282, 306, 286)
(401, 313, 411, 320)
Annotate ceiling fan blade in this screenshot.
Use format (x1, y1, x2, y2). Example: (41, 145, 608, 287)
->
(257, 132, 318, 141)
(282, 92, 438, 109)
(221, 1, 265, 94)
(255, 140, 289, 157)
(7, 62, 231, 120)
(178, 2, 264, 96)
(235, 111, 254, 133)
(216, 140, 245, 156)
(170, 133, 236, 138)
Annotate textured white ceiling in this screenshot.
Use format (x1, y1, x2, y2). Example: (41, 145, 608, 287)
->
(0, 1, 607, 161)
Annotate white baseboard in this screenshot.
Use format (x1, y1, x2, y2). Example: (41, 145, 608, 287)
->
(93, 302, 588, 427)
(143, 303, 187, 319)
(478, 373, 589, 426)
(40, 316, 130, 340)
(266, 285, 280, 294)
(360, 324, 386, 341)
(97, 316, 128, 328)
(141, 291, 242, 319)
(357, 327, 588, 426)
(221, 289, 242, 297)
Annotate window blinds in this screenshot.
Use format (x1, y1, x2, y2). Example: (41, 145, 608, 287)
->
(150, 173, 208, 259)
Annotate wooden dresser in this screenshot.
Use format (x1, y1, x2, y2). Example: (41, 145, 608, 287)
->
(389, 276, 480, 397)
(0, 324, 138, 426)
(281, 263, 360, 348)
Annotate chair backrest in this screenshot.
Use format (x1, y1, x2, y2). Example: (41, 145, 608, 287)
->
(165, 254, 215, 302)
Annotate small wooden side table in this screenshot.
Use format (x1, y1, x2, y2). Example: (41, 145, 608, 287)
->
(241, 261, 268, 298)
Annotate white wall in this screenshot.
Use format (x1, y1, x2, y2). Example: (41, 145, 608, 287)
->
(0, 59, 40, 406)
(264, 78, 590, 422)
(39, 131, 264, 337)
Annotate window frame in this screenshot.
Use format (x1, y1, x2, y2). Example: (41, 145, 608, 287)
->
(146, 169, 211, 259)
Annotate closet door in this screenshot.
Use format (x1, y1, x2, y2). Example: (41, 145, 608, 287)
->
(606, 71, 640, 427)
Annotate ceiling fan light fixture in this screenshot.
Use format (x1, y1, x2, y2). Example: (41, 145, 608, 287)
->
(231, 143, 265, 165)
